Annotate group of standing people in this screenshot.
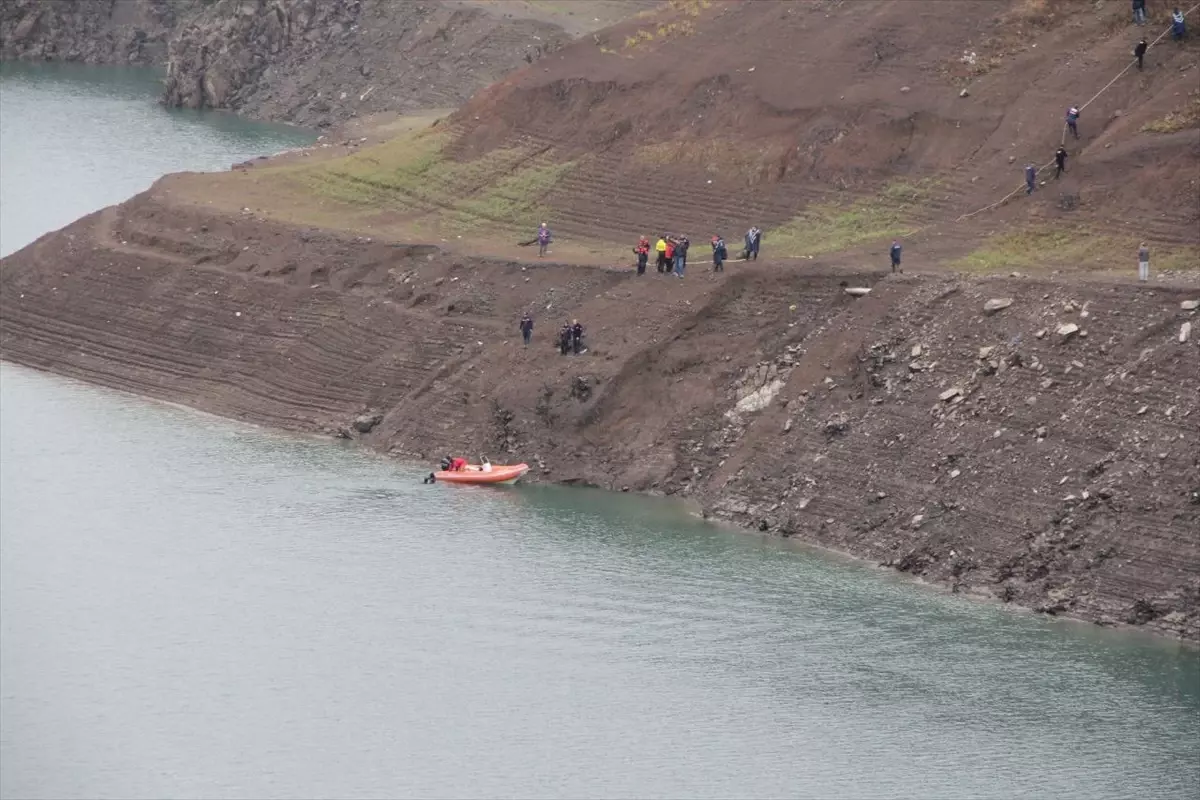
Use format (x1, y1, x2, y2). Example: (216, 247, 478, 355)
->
(631, 227, 758, 277)
(517, 313, 586, 353)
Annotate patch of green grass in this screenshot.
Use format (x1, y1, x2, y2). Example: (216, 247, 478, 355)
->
(274, 127, 573, 229)
(1142, 96, 1200, 134)
(220, 124, 577, 240)
(956, 225, 1200, 274)
(765, 179, 935, 257)
(451, 159, 577, 232)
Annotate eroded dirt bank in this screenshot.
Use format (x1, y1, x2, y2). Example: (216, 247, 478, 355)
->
(2, 190, 1197, 640)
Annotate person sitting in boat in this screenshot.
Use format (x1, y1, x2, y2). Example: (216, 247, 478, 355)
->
(448, 456, 468, 471)
(480, 456, 493, 473)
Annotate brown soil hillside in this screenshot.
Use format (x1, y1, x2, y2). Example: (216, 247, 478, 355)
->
(441, 0, 1200, 258)
(176, 1, 1200, 272)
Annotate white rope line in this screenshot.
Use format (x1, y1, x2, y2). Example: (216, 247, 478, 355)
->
(956, 3, 1197, 222)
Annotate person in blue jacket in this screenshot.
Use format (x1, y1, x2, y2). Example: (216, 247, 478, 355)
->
(890, 239, 902, 273)
(1025, 163, 1038, 195)
(711, 235, 728, 272)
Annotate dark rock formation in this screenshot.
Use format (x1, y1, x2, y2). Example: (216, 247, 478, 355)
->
(0, 0, 186, 65)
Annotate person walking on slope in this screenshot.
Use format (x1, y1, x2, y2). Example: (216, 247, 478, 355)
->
(1066, 106, 1081, 139)
(1133, 0, 1147, 25)
(655, 235, 669, 273)
(519, 313, 534, 346)
(1025, 163, 1038, 195)
(890, 239, 902, 273)
(634, 236, 650, 275)
(536, 222, 551, 257)
(1134, 37, 1148, 69)
(1138, 241, 1150, 282)
(1173, 8, 1187, 40)
(674, 235, 690, 278)
(711, 235, 727, 272)
(1054, 146, 1068, 178)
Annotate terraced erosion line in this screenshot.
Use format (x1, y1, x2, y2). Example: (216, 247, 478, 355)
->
(2, 192, 1198, 641)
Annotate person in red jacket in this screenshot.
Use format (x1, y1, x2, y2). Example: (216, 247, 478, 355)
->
(634, 236, 650, 275)
(449, 457, 468, 471)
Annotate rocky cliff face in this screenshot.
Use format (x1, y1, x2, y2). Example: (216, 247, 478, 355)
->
(161, 0, 571, 127)
(2, 0, 578, 128)
(0, 0, 189, 65)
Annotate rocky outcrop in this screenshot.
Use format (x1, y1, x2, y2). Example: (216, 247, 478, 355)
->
(2, 0, 579, 128)
(161, 0, 571, 127)
(0, 0, 187, 65)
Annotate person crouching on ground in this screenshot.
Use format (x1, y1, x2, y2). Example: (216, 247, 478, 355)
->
(519, 312, 533, 346)
(712, 235, 727, 272)
(890, 239, 902, 273)
(634, 236, 650, 275)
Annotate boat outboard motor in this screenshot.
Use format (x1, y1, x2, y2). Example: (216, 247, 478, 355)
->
(439, 457, 452, 471)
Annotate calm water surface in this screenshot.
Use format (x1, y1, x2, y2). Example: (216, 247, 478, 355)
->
(1, 63, 1198, 800)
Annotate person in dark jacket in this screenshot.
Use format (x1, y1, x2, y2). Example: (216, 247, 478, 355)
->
(674, 235, 690, 277)
(1134, 37, 1148, 69)
(1133, 0, 1147, 25)
(1054, 146, 1068, 179)
(1025, 163, 1038, 195)
(559, 324, 572, 355)
(890, 240, 902, 273)
(519, 313, 534, 346)
(536, 222, 551, 257)
(745, 226, 762, 260)
(711, 236, 727, 272)
(570, 320, 585, 354)
(1173, 8, 1187, 40)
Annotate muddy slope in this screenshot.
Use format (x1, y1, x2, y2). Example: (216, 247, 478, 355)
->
(2, 192, 1197, 640)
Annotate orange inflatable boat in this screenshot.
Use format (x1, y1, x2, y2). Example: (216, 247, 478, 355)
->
(433, 463, 529, 485)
